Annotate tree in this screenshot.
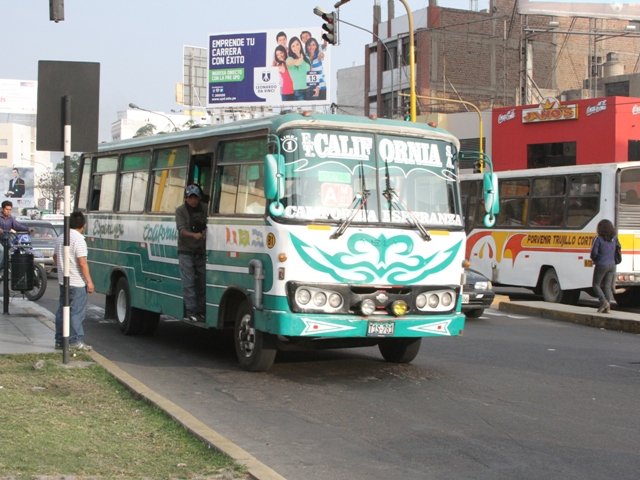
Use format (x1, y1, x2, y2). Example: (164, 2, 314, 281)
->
(38, 169, 65, 213)
(134, 123, 156, 138)
(45, 153, 82, 212)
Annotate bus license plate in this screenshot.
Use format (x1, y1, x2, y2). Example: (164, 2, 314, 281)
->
(462, 294, 470, 304)
(367, 321, 395, 337)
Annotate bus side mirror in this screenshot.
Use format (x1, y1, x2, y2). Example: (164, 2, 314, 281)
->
(265, 153, 285, 217)
(482, 171, 499, 228)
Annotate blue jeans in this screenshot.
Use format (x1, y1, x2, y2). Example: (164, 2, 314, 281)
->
(592, 264, 615, 304)
(55, 285, 88, 344)
(178, 252, 206, 316)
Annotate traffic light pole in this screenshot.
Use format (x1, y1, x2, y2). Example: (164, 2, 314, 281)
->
(321, 0, 416, 121)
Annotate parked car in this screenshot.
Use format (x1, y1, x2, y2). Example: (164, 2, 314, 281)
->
(462, 268, 495, 318)
(21, 220, 59, 275)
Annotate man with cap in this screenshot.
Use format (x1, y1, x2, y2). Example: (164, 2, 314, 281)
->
(175, 184, 207, 322)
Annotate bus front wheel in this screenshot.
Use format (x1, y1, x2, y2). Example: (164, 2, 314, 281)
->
(378, 338, 421, 363)
(234, 300, 276, 372)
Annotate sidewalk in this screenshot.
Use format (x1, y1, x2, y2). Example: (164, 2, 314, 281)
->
(494, 295, 640, 333)
(0, 298, 56, 354)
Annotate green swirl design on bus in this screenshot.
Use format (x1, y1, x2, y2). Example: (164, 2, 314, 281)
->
(290, 232, 462, 284)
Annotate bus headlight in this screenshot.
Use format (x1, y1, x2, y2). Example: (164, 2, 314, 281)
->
(296, 288, 311, 305)
(313, 292, 327, 307)
(415, 293, 427, 309)
(415, 289, 457, 312)
(428, 294, 440, 308)
(360, 298, 376, 316)
(441, 292, 454, 307)
(328, 293, 343, 308)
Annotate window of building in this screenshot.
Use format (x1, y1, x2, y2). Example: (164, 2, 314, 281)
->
(628, 140, 640, 161)
(527, 142, 576, 169)
(0, 152, 7, 160)
(382, 43, 398, 71)
(605, 81, 629, 96)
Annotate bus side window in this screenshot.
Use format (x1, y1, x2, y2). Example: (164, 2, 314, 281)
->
(90, 156, 118, 212)
(217, 165, 239, 214)
(150, 147, 189, 213)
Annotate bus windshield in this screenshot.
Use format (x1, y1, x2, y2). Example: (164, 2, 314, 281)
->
(278, 129, 462, 229)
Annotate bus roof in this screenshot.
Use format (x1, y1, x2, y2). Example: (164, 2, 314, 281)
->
(461, 161, 640, 180)
(93, 112, 460, 155)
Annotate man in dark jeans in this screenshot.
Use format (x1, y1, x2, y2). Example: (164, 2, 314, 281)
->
(175, 184, 207, 322)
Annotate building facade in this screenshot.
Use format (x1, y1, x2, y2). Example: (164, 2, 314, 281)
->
(362, 0, 640, 127)
(492, 96, 640, 171)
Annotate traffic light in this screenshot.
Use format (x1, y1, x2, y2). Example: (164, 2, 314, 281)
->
(313, 7, 339, 45)
(49, 0, 64, 22)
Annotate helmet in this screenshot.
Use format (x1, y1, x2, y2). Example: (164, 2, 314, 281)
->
(185, 184, 202, 198)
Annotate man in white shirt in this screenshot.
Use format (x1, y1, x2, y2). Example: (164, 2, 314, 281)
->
(53, 211, 94, 350)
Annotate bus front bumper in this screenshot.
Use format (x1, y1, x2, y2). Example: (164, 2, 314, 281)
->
(255, 311, 465, 339)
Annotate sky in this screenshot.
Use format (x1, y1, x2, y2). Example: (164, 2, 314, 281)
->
(1, 0, 482, 143)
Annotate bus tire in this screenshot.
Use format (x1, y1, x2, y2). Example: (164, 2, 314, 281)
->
(234, 300, 276, 372)
(114, 277, 143, 335)
(541, 269, 579, 305)
(378, 338, 421, 363)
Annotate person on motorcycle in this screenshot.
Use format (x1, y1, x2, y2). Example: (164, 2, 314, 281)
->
(0, 200, 30, 270)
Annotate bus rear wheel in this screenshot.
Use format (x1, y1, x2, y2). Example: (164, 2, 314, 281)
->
(114, 277, 144, 335)
(234, 300, 276, 372)
(541, 269, 580, 305)
(378, 338, 421, 363)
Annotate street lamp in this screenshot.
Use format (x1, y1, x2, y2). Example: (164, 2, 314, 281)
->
(128, 103, 179, 132)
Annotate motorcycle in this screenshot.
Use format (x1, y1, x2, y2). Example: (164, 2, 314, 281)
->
(1, 231, 48, 302)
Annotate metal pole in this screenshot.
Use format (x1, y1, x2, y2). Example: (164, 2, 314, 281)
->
(2, 233, 9, 314)
(400, 92, 484, 156)
(398, 0, 416, 122)
(62, 95, 71, 364)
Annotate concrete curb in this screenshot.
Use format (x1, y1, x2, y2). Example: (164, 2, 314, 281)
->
(498, 301, 640, 334)
(89, 351, 286, 480)
(21, 300, 286, 480)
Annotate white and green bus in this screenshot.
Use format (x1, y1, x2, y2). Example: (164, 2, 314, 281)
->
(76, 112, 496, 371)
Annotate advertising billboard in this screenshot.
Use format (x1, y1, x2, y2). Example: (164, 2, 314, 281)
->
(518, 0, 640, 20)
(1, 166, 35, 210)
(208, 27, 332, 108)
(0, 79, 37, 114)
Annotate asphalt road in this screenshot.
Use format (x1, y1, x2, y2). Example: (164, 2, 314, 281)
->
(38, 286, 640, 480)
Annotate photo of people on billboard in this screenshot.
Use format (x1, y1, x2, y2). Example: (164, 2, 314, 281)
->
(1, 167, 34, 209)
(208, 27, 331, 108)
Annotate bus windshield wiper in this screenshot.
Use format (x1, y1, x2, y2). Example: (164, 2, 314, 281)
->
(383, 186, 432, 242)
(382, 158, 431, 241)
(330, 190, 369, 239)
(331, 161, 369, 239)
